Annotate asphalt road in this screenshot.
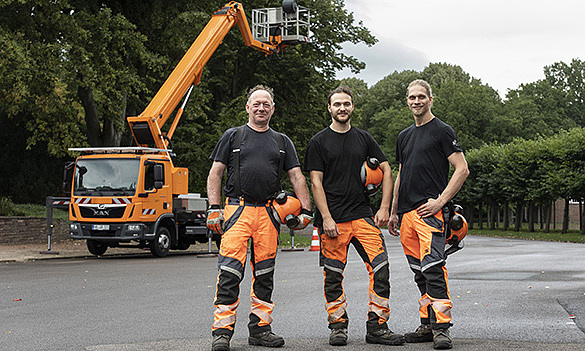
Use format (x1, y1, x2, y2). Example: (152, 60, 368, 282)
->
(2, 235, 584, 350)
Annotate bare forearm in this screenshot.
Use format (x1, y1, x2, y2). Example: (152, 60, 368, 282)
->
(207, 162, 226, 206)
(311, 181, 330, 219)
(379, 162, 393, 211)
(207, 174, 222, 205)
(289, 168, 311, 210)
(390, 168, 401, 216)
(436, 167, 469, 207)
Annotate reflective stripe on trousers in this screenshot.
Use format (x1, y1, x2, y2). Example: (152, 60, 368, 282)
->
(418, 293, 452, 325)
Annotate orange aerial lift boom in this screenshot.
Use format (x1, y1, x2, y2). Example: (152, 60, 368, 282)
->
(127, 0, 310, 150)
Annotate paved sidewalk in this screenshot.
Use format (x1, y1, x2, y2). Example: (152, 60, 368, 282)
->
(0, 228, 314, 262)
(0, 240, 219, 263)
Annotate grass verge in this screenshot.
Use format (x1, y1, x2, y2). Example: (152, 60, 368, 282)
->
(14, 203, 69, 219)
(278, 231, 311, 248)
(469, 228, 585, 244)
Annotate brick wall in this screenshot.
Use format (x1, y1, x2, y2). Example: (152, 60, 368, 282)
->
(553, 199, 580, 222)
(0, 217, 70, 245)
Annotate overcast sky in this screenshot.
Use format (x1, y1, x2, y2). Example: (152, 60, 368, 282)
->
(336, 0, 585, 97)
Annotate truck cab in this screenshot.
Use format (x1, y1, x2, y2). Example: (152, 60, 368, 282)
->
(67, 147, 211, 257)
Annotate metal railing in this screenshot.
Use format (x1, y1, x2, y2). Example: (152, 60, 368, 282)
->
(251, 5, 311, 44)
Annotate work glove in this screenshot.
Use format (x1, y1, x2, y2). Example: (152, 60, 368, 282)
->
(292, 208, 313, 230)
(207, 205, 224, 234)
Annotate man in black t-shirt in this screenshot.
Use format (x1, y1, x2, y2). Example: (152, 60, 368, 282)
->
(389, 80, 469, 350)
(305, 86, 404, 346)
(207, 85, 311, 351)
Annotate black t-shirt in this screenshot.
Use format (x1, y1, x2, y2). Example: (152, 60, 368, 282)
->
(304, 127, 387, 224)
(395, 117, 463, 214)
(210, 125, 300, 202)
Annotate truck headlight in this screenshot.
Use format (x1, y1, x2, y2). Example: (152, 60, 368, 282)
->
(127, 224, 141, 231)
(70, 223, 79, 231)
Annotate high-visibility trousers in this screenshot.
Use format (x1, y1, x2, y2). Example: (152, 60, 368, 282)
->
(399, 208, 452, 329)
(212, 198, 280, 337)
(319, 217, 391, 332)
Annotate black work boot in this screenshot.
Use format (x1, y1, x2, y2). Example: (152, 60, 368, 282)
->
(212, 334, 231, 351)
(404, 323, 433, 343)
(248, 331, 285, 347)
(365, 328, 405, 345)
(329, 328, 348, 346)
(432, 328, 453, 350)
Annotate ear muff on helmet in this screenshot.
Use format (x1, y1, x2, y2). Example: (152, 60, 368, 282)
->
(272, 191, 302, 228)
(360, 157, 384, 196)
(450, 214, 468, 242)
(445, 205, 468, 256)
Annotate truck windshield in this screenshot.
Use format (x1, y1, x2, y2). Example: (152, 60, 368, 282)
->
(74, 158, 140, 196)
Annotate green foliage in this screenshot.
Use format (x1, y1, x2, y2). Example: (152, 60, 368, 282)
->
(505, 79, 577, 140)
(544, 58, 585, 126)
(0, 110, 70, 203)
(431, 80, 504, 149)
(0, 197, 26, 216)
(0, 1, 83, 156)
(457, 128, 585, 211)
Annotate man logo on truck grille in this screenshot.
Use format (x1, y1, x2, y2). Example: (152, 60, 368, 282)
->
(92, 204, 110, 217)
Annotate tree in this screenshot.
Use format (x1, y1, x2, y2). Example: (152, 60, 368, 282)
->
(505, 79, 577, 140)
(64, 6, 158, 147)
(422, 62, 471, 88)
(544, 59, 585, 126)
(0, 0, 84, 157)
(0, 0, 377, 201)
(431, 80, 504, 150)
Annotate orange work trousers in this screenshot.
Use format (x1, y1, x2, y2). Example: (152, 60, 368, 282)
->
(212, 198, 280, 337)
(320, 217, 391, 332)
(399, 208, 452, 329)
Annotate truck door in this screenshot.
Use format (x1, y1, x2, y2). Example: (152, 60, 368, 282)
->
(142, 161, 172, 217)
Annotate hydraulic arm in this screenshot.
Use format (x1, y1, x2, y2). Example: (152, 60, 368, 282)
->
(127, 1, 305, 150)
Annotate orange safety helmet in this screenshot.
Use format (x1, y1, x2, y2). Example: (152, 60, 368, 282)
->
(272, 191, 302, 228)
(360, 157, 384, 196)
(445, 205, 468, 255)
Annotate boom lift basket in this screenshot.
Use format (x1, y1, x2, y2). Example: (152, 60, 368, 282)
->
(251, 4, 311, 44)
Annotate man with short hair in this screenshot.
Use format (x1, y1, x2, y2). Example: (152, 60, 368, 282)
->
(389, 79, 469, 350)
(305, 86, 404, 347)
(207, 85, 312, 351)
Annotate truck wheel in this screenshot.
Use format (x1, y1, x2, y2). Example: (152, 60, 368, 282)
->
(150, 226, 171, 257)
(87, 240, 107, 256)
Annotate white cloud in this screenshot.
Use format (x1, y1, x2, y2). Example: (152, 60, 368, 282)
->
(336, 0, 585, 96)
(338, 39, 428, 84)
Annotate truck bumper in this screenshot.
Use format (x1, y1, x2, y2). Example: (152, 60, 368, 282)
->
(69, 222, 154, 241)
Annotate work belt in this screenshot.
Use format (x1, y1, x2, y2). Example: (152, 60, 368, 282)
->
(227, 197, 271, 207)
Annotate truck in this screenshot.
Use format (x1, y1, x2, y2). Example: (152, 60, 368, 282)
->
(64, 1, 310, 257)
